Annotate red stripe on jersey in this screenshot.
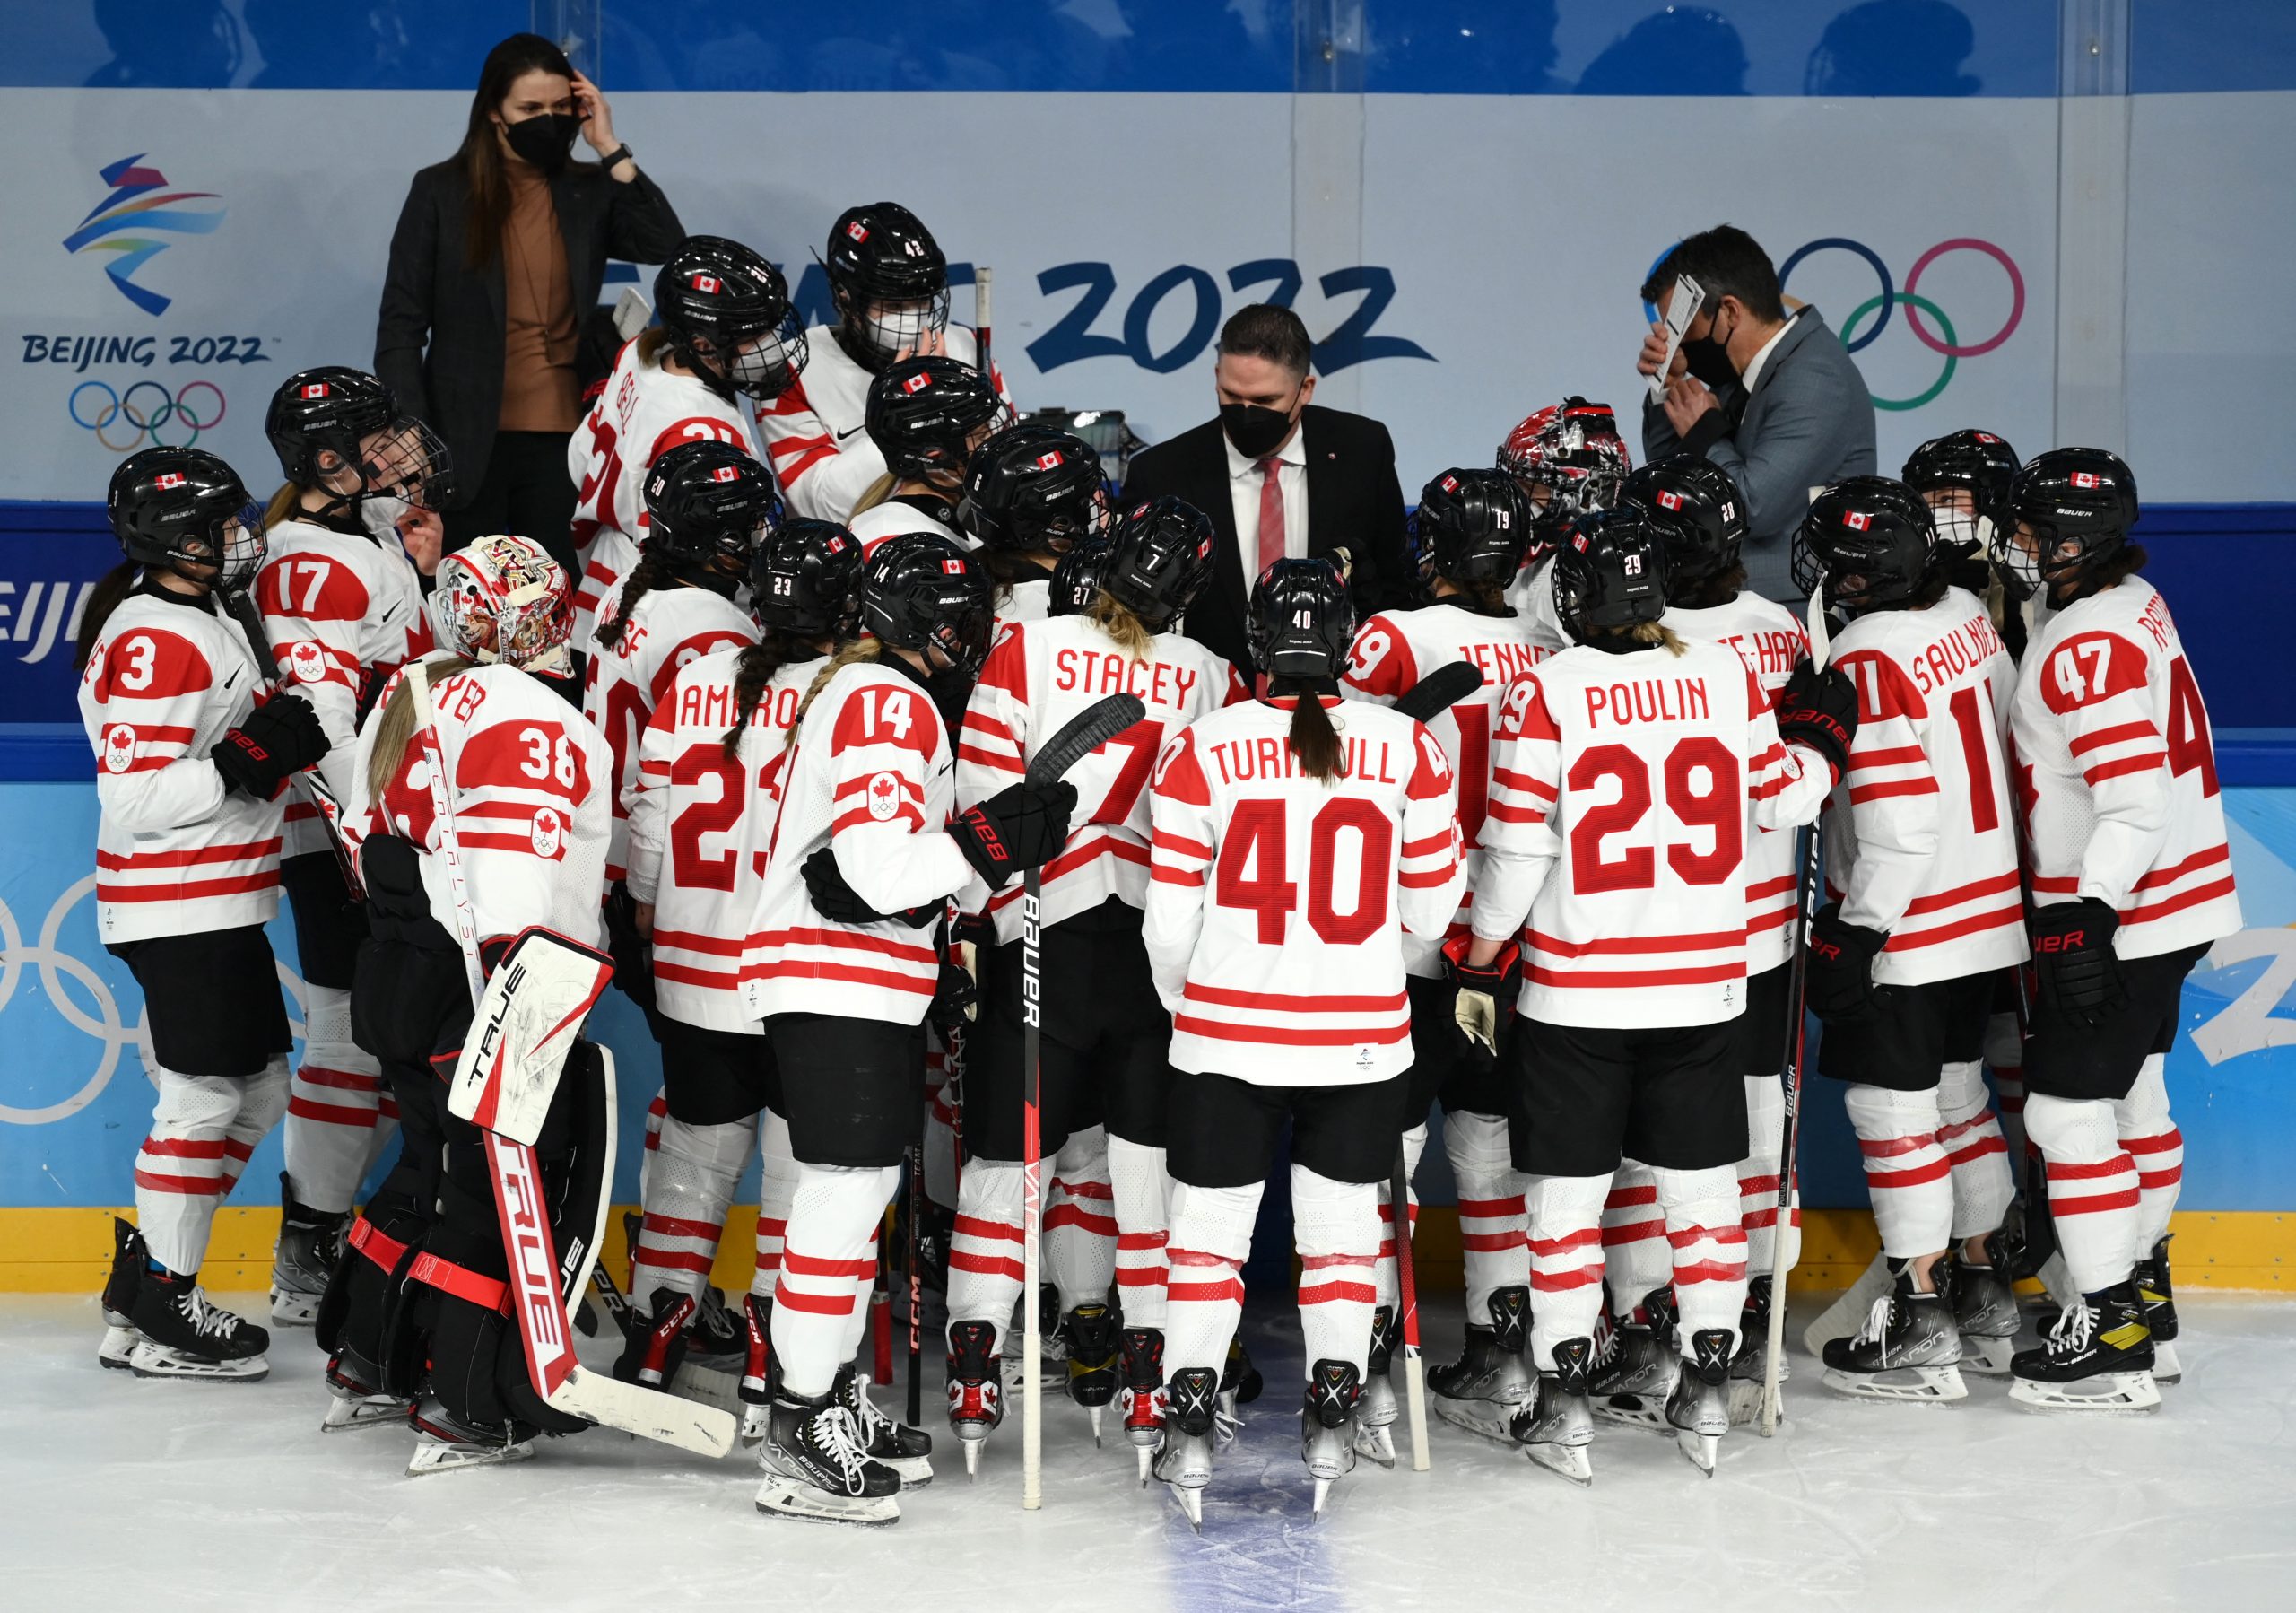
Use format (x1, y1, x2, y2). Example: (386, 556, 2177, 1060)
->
(2083, 753, 2166, 785)
(762, 960, 935, 997)
(98, 871, 278, 902)
(2047, 1155, 2135, 1181)
(985, 832, 1149, 911)
(1526, 926, 1744, 957)
(1171, 1015, 1409, 1048)
(94, 837, 281, 870)
(955, 742, 1022, 772)
(1901, 868, 2022, 916)
(1399, 865, 1457, 888)
(650, 926, 745, 956)
(1847, 744, 1927, 772)
(1525, 962, 1744, 990)
(1848, 777, 1940, 805)
(1152, 828, 1212, 861)
(755, 926, 936, 963)
(1885, 903, 2023, 950)
(2068, 719, 2161, 757)
(1746, 874, 1796, 902)
(652, 961, 741, 990)
(1402, 829, 1452, 857)
(1182, 982, 1408, 1015)
(831, 803, 923, 835)
(2123, 875, 2238, 924)
(1492, 766, 1557, 802)
(2031, 841, 2231, 899)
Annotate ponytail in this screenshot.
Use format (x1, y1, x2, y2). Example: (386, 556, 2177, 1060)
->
(849, 472, 897, 518)
(785, 638, 884, 747)
(73, 561, 141, 673)
(1084, 588, 1155, 662)
(1464, 577, 1507, 615)
(722, 632, 797, 757)
(366, 656, 479, 804)
(1593, 620, 1686, 657)
(1285, 691, 1345, 783)
(596, 551, 668, 650)
(264, 482, 306, 531)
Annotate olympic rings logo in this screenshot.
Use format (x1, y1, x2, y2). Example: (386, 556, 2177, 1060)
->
(1776, 238, 2024, 413)
(67, 379, 227, 452)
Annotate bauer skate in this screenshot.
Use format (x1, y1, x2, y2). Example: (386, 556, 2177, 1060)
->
(405, 1399, 535, 1477)
(1511, 1337, 1596, 1487)
(1430, 1286, 1535, 1445)
(946, 1319, 1004, 1478)
(1822, 1268, 1967, 1403)
(1154, 1366, 1222, 1530)
(127, 1261, 269, 1382)
(834, 1363, 933, 1486)
(2132, 1236, 2181, 1384)
(1726, 1276, 1787, 1426)
(1301, 1360, 1362, 1519)
(1118, 1326, 1166, 1485)
(321, 1354, 412, 1433)
(1065, 1303, 1120, 1444)
(755, 1392, 902, 1525)
(2008, 1286, 2160, 1414)
(270, 1176, 348, 1329)
(1666, 1328, 1734, 1477)
(1593, 1286, 1678, 1428)
(737, 1295, 777, 1445)
(1354, 1304, 1399, 1467)
(1950, 1239, 2021, 1376)
(97, 1216, 144, 1370)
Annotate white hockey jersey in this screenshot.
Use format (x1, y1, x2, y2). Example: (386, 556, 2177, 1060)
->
(1500, 553, 1571, 657)
(1472, 641, 1831, 1030)
(253, 516, 432, 858)
(2012, 577, 2241, 959)
(1341, 600, 1550, 975)
(1144, 698, 1465, 1086)
(1822, 588, 2026, 985)
(741, 659, 988, 1024)
(568, 340, 756, 641)
(78, 586, 287, 944)
(347, 659, 612, 953)
(625, 647, 823, 1033)
(848, 497, 965, 559)
(1662, 592, 1810, 973)
(752, 324, 1011, 524)
(582, 580, 759, 884)
(958, 613, 1246, 944)
(995, 576, 1051, 631)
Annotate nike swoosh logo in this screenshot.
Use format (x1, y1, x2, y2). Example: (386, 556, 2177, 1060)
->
(835, 424, 867, 442)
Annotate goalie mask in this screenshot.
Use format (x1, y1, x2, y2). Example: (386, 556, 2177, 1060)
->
(107, 447, 266, 593)
(1498, 397, 1633, 554)
(430, 533, 576, 678)
(824, 201, 951, 371)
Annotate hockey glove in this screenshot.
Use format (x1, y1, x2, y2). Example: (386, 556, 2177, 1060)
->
(949, 780, 1079, 887)
(1804, 902, 1887, 1022)
(802, 847, 944, 928)
(1442, 934, 1520, 1053)
(211, 691, 329, 800)
(1775, 660, 1860, 782)
(603, 883, 656, 1015)
(2030, 897, 2124, 1027)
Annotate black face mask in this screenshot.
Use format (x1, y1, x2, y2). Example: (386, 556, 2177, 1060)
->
(1678, 310, 1739, 391)
(502, 112, 579, 173)
(1221, 401, 1298, 461)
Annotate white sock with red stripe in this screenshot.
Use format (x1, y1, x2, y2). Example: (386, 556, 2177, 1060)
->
(1163, 1179, 1264, 1382)
(638, 1090, 667, 1200)
(2026, 1093, 2140, 1294)
(1936, 1059, 2014, 1242)
(1294, 1165, 1378, 1378)
(2115, 1054, 2183, 1249)
(1600, 1159, 1670, 1314)
(631, 1115, 751, 1308)
(283, 984, 394, 1216)
(1739, 1074, 1800, 1277)
(1373, 1122, 1428, 1311)
(1844, 1083, 1952, 1260)
(923, 1038, 960, 1212)
(1528, 1173, 1611, 1370)
(135, 1060, 285, 1276)
(1445, 1109, 1526, 1319)
(1106, 1133, 1170, 1328)
(1983, 1007, 2028, 1182)
(751, 1107, 797, 1303)
(1655, 1164, 1747, 1354)
(1048, 1125, 1115, 1311)
(946, 1159, 1025, 1353)
(769, 1162, 900, 1399)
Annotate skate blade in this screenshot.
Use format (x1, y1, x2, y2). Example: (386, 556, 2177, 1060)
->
(1432, 1398, 1521, 1448)
(1523, 1441, 1594, 1487)
(1352, 1420, 1396, 1468)
(2008, 1371, 2161, 1415)
(406, 1436, 534, 1477)
(1215, 1389, 1242, 1441)
(961, 1436, 984, 1479)
(2152, 1339, 2182, 1384)
(268, 1287, 321, 1329)
(1821, 1364, 1968, 1403)
(1088, 1405, 1103, 1447)
(753, 1477, 900, 1526)
(1676, 1428, 1720, 1477)
(1959, 1335, 2017, 1376)
(321, 1393, 411, 1433)
(1593, 1392, 1669, 1430)
(1135, 1444, 1155, 1488)
(1168, 1481, 1204, 1531)
(127, 1343, 267, 1382)
(1312, 1476, 1335, 1519)
(739, 1404, 772, 1447)
(97, 1325, 141, 1371)
(886, 1453, 935, 1487)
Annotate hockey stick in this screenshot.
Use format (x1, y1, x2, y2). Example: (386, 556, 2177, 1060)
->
(974, 265, 994, 398)
(1760, 823, 1822, 1436)
(1018, 692, 1150, 1511)
(1388, 658, 1485, 726)
(222, 589, 362, 894)
(906, 1138, 926, 1428)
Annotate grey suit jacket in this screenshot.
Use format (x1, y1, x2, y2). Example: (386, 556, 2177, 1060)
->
(1641, 305, 1876, 603)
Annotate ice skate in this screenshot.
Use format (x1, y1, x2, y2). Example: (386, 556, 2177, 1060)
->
(2008, 1286, 2161, 1414)
(737, 1295, 776, 1446)
(1950, 1239, 2021, 1376)
(1064, 1303, 1120, 1443)
(1592, 1286, 1678, 1428)
(97, 1216, 144, 1371)
(1726, 1276, 1787, 1426)
(1510, 1336, 1595, 1487)
(1665, 1328, 1733, 1477)
(1153, 1365, 1221, 1530)
(945, 1319, 1004, 1478)
(1300, 1359, 1361, 1518)
(1118, 1326, 1165, 1485)
(1998, 1186, 2057, 1286)
(1216, 1333, 1263, 1434)
(1354, 1304, 1399, 1466)
(754, 1391, 902, 1525)
(321, 1356, 411, 1433)
(1429, 1286, 1535, 1445)
(126, 1260, 269, 1382)
(405, 1399, 535, 1476)
(2132, 1237, 2181, 1384)
(833, 1363, 933, 1486)
(269, 1174, 348, 1329)
(1821, 1267, 1967, 1403)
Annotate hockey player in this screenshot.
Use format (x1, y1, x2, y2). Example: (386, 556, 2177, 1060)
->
(1338, 466, 1543, 1451)
(1497, 397, 1633, 645)
(960, 423, 1109, 627)
(568, 235, 801, 641)
(1904, 429, 2031, 659)
(742, 533, 1076, 1524)
(950, 494, 1241, 1474)
(846, 356, 1008, 556)
(1996, 449, 2239, 1408)
(754, 202, 1013, 524)
(1144, 556, 1466, 1523)
(83, 448, 324, 1382)
(255, 367, 452, 1328)
(1451, 510, 1850, 1481)
(1788, 478, 2026, 1398)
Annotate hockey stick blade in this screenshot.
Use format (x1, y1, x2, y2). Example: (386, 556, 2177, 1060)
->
(1027, 693, 1147, 787)
(1391, 660, 1484, 724)
(549, 1364, 738, 1457)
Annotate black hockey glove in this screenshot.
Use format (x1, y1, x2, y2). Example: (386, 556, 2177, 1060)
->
(1441, 934, 1520, 1053)
(603, 883, 656, 1014)
(1775, 660, 1859, 782)
(802, 848, 944, 928)
(211, 692, 329, 800)
(2030, 897, 2124, 1027)
(1805, 902, 1888, 1023)
(948, 780, 1079, 887)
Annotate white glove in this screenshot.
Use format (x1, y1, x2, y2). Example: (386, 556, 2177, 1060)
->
(1454, 986, 1498, 1052)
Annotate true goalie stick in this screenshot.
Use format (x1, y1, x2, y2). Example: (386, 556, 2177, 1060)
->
(1019, 693, 1149, 1511)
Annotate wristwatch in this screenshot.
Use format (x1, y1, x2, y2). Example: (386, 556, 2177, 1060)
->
(601, 144, 634, 168)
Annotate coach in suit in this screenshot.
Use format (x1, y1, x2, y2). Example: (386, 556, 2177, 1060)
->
(1121, 304, 1411, 678)
(1639, 225, 1875, 602)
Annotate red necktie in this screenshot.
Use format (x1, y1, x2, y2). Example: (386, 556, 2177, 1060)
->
(1256, 455, 1287, 580)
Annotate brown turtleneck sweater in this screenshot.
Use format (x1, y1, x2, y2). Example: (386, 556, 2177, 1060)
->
(499, 165, 579, 432)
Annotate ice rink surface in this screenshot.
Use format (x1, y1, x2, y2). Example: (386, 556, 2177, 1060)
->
(4, 1291, 2292, 1613)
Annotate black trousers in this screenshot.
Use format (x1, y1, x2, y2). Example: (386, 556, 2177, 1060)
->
(444, 429, 577, 579)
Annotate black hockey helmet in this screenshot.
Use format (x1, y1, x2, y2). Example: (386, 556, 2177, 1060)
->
(2002, 447, 2140, 597)
(1248, 555, 1356, 683)
(859, 531, 995, 676)
(654, 235, 808, 402)
(751, 517, 864, 641)
(1412, 467, 1534, 595)
(824, 202, 951, 368)
(959, 425, 1107, 555)
(1549, 509, 1667, 644)
(1792, 476, 1938, 612)
(1101, 495, 1217, 632)
(866, 357, 1006, 484)
(107, 446, 266, 591)
(1048, 531, 1116, 618)
(642, 440, 785, 578)
(265, 367, 396, 491)
(1622, 455, 1747, 592)
(1903, 429, 2020, 552)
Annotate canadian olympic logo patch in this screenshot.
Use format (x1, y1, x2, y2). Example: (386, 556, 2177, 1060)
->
(531, 806, 564, 859)
(289, 640, 327, 684)
(865, 771, 901, 821)
(102, 724, 135, 774)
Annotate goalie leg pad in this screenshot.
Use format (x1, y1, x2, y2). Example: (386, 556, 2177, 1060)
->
(448, 927, 613, 1146)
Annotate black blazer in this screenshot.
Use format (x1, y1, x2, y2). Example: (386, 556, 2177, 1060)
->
(1119, 404, 1411, 679)
(374, 158, 685, 503)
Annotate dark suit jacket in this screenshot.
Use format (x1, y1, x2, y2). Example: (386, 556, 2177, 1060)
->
(1119, 404, 1410, 678)
(374, 157, 684, 504)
